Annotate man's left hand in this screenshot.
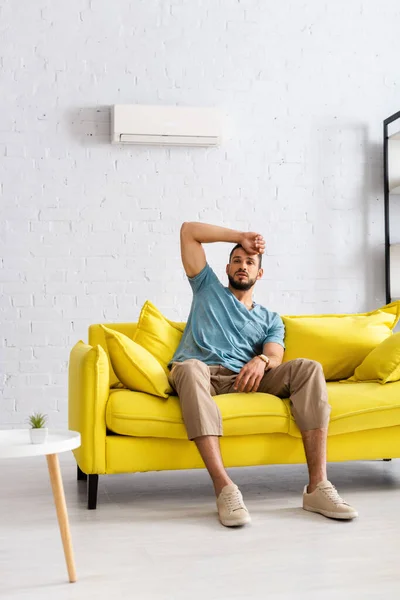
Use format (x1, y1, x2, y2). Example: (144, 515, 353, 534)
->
(234, 357, 266, 393)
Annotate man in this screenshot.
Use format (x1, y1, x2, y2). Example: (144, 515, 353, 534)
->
(168, 222, 358, 527)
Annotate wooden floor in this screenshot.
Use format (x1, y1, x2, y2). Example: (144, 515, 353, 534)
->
(1, 452, 400, 599)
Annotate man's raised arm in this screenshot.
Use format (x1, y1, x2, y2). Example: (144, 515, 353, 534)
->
(180, 222, 265, 278)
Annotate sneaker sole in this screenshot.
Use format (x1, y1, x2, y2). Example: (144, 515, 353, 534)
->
(303, 505, 358, 520)
(219, 515, 252, 527)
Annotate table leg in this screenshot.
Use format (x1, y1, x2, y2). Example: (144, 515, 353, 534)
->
(46, 453, 77, 583)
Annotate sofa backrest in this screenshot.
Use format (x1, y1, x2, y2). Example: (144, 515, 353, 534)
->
(282, 301, 400, 380)
(89, 302, 400, 386)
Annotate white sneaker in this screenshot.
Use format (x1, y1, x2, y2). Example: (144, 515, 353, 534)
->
(303, 480, 358, 520)
(216, 484, 251, 527)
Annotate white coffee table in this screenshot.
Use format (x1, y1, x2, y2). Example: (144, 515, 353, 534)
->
(0, 429, 81, 583)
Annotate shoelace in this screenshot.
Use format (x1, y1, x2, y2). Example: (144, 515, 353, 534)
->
(320, 483, 346, 506)
(223, 489, 246, 513)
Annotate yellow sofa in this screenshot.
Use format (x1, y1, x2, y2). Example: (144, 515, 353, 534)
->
(68, 304, 400, 509)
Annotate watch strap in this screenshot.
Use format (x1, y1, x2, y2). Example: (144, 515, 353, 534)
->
(258, 354, 270, 369)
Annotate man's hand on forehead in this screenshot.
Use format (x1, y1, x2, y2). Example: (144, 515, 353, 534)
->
(240, 232, 266, 256)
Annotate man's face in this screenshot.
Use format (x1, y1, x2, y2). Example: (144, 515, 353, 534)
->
(226, 248, 263, 291)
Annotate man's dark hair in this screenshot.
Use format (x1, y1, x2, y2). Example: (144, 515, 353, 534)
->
(229, 244, 262, 268)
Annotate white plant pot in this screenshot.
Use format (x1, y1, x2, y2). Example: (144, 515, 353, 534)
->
(30, 428, 48, 444)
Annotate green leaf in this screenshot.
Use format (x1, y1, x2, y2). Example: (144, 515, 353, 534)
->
(28, 412, 47, 429)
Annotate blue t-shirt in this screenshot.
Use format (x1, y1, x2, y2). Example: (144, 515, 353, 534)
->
(169, 264, 285, 373)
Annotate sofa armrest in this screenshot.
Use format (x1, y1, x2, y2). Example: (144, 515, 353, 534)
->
(68, 341, 110, 474)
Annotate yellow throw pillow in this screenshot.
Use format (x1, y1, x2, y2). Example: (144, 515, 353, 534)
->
(282, 302, 400, 381)
(101, 325, 171, 398)
(133, 301, 184, 374)
(346, 332, 400, 384)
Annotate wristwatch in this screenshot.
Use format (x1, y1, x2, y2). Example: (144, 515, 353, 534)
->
(258, 354, 270, 370)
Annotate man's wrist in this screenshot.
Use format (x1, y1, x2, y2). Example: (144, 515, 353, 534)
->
(257, 354, 270, 370)
(238, 231, 246, 246)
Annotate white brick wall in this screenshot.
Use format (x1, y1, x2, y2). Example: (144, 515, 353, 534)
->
(1, 0, 400, 426)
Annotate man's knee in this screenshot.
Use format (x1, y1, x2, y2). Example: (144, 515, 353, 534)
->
(291, 358, 324, 376)
(171, 359, 209, 384)
(173, 359, 208, 374)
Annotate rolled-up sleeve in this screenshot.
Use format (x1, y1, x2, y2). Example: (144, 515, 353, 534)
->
(263, 314, 285, 349)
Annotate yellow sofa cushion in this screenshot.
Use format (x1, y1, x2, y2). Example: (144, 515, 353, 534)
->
(89, 323, 139, 389)
(286, 381, 400, 438)
(347, 332, 400, 384)
(282, 302, 400, 381)
(106, 389, 290, 439)
(101, 326, 171, 398)
(133, 301, 184, 374)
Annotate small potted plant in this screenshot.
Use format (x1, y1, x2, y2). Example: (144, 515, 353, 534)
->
(28, 412, 48, 444)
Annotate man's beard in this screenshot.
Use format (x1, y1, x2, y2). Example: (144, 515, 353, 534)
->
(228, 273, 257, 291)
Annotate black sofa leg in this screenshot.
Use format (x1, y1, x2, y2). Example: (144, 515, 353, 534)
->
(88, 474, 99, 510)
(77, 465, 88, 481)
(383, 458, 392, 461)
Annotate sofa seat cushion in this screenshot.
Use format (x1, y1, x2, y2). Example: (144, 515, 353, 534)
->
(106, 389, 290, 439)
(287, 381, 400, 438)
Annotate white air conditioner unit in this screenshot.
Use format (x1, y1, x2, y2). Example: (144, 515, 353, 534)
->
(111, 104, 221, 146)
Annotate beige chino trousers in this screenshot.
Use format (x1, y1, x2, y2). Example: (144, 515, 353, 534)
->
(168, 358, 331, 440)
